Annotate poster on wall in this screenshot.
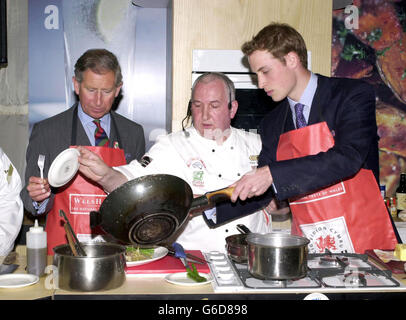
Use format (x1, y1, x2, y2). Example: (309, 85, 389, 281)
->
(332, 0, 406, 197)
(28, 0, 138, 129)
(28, 0, 65, 126)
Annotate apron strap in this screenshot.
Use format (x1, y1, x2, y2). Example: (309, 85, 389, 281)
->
(110, 112, 123, 149)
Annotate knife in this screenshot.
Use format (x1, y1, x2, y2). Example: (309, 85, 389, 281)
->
(172, 243, 207, 282)
(0, 251, 19, 275)
(166, 248, 208, 265)
(172, 242, 191, 270)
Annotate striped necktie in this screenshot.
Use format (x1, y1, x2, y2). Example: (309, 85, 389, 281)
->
(294, 103, 307, 129)
(93, 119, 109, 147)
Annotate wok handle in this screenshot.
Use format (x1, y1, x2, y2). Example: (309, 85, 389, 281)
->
(205, 186, 235, 203)
(190, 186, 235, 212)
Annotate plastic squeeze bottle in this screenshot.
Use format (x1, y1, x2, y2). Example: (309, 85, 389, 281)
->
(26, 219, 47, 276)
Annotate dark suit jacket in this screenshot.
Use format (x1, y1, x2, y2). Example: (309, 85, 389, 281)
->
(21, 104, 145, 214)
(212, 75, 380, 225)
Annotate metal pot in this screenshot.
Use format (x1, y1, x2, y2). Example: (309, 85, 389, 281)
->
(226, 234, 248, 263)
(225, 224, 251, 263)
(53, 242, 126, 292)
(246, 233, 309, 280)
(90, 174, 233, 246)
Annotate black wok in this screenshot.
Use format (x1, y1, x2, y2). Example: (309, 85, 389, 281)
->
(90, 174, 234, 246)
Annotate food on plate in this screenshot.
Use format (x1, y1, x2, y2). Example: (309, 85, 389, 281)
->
(394, 244, 406, 261)
(186, 264, 206, 283)
(125, 246, 154, 262)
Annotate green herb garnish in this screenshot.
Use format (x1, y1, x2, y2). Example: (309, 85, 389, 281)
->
(366, 28, 382, 43)
(341, 44, 367, 61)
(186, 263, 206, 283)
(337, 26, 349, 44)
(125, 247, 155, 261)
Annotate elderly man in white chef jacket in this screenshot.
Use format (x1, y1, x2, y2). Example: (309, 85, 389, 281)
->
(0, 147, 23, 256)
(78, 72, 271, 252)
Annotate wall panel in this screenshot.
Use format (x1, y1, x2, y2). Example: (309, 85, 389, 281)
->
(172, 0, 332, 131)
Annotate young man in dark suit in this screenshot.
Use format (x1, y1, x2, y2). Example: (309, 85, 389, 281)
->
(212, 22, 399, 253)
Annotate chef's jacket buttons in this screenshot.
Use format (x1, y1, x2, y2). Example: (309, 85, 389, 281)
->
(212, 149, 215, 152)
(225, 229, 228, 233)
(230, 146, 234, 150)
(237, 173, 241, 176)
(218, 174, 222, 178)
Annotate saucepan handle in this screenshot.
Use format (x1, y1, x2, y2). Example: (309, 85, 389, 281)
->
(237, 224, 251, 234)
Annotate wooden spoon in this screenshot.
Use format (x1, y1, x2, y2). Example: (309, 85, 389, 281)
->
(64, 224, 78, 256)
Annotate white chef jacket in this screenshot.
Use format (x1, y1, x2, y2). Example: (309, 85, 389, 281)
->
(0, 148, 23, 256)
(114, 126, 271, 253)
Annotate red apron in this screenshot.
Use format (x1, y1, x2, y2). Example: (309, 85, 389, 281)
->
(46, 146, 126, 255)
(276, 121, 398, 253)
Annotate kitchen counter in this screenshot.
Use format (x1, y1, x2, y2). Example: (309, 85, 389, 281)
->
(0, 251, 53, 300)
(2, 246, 406, 301)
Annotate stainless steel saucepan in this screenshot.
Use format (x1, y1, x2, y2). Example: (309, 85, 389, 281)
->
(225, 224, 251, 263)
(246, 233, 309, 280)
(53, 242, 126, 292)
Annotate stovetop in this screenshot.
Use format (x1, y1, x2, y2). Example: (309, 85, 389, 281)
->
(203, 251, 404, 293)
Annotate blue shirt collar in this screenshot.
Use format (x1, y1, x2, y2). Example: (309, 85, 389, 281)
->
(287, 72, 318, 110)
(77, 103, 111, 128)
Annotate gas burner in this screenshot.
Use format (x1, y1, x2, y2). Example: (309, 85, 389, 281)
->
(319, 255, 349, 267)
(343, 271, 367, 287)
(263, 279, 293, 287)
(204, 251, 402, 292)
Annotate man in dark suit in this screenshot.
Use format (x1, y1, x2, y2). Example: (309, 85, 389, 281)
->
(21, 49, 145, 253)
(211, 23, 398, 252)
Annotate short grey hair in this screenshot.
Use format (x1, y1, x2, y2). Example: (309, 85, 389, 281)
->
(74, 48, 123, 87)
(191, 72, 235, 103)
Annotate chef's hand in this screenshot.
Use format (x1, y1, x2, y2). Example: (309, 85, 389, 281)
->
(27, 176, 51, 202)
(230, 166, 273, 202)
(77, 146, 128, 193)
(77, 146, 110, 183)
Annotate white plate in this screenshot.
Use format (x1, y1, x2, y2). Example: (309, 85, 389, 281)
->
(0, 274, 39, 289)
(48, 148, 80, 187)
(165, 272, 213, 286)
(126, 246, 169, 267)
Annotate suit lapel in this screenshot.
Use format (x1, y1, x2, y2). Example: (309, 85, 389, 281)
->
(279, 74, 331, 133)
(308, 75, 331, 125)
(70, 103, 92, 146)
(276, 100, 295, 134)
